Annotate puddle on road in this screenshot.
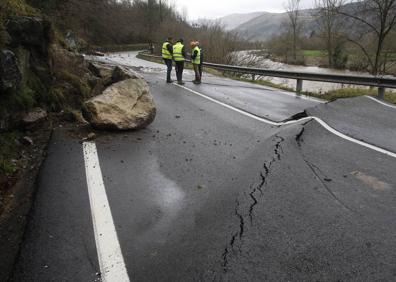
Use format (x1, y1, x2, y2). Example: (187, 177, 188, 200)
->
(142, 158, 186, 242)
(351, 171, 392, 191)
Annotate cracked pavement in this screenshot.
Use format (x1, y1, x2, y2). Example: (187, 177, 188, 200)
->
(10, 52, 396, 281)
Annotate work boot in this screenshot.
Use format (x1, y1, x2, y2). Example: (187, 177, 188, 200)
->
(166, 80, 174, 83)
(177, 81, 185, 85)
(193, 80, 201, 85)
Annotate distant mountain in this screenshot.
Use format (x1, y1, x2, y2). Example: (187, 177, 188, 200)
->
(233, 9, 318, 41)
(218, 3, 361, 42)
(216, 12, 266, 31)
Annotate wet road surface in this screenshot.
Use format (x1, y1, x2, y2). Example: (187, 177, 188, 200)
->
(11, 52, 396, 281)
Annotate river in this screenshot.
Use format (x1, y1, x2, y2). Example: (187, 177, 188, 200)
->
(232, 50, 395, 94)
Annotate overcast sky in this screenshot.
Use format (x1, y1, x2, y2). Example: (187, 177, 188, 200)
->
(173, 0, 314, 20)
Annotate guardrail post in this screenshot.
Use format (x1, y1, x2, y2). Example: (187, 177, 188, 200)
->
(296, 79, 303, 95)
(252, 74, 256, 81)
(378, 87, 385, 99)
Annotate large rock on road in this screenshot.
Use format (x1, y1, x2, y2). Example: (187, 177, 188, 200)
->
(83, 78, 156, 130)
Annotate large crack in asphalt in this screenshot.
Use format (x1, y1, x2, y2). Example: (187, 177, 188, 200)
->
(221, 134, 285, 272)
(220, 115, 352, 272)
(295, 122, 356, 213)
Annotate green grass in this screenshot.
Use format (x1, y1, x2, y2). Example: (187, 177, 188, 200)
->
(384, 53, 396, 60)
(303, 50, 327, 57)
(306, 88, 396, 104)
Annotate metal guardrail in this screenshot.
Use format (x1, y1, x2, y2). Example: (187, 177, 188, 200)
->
(138, 52, 396, 99)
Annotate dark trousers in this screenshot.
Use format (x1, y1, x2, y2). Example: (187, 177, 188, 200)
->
(193, 64, 201, 82)
(198, 64, 203, 78)
(163, 59, 172, 82)
(175, 61, 184, 82)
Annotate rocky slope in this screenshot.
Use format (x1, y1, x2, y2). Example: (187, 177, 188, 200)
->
(0, 10, 156, 280)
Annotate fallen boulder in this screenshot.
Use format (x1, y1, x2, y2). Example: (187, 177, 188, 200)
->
(83, 78, 156, 130)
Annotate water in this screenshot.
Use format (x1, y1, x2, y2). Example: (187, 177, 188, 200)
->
(232, 50, 395, 94)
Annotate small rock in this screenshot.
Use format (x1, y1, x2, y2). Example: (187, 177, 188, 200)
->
(92, 51, 105, 57)
(82, 133, 96, 141)
(87, 133, 96, 140)
(324, 178, 332, 182)
(175, 115, 181, 119)
(20, 136, 34, 146)
(22, 108, 47, 125)
(73, 111, 89, 125)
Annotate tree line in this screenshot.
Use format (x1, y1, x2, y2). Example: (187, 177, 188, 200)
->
(19, 0, 249, 64)
(273, 0, 396, 75)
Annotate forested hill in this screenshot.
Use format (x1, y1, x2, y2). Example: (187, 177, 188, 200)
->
(25, 0, 190, 45)
(218, 2, 365, 41)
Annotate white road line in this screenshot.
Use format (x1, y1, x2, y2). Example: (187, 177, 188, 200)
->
(311, 117, 396, 159)
(173, 83, 311, 126)
(83, 142, 130, 282)
(174, 83, 396, 159)
(365, 95, 396, 109)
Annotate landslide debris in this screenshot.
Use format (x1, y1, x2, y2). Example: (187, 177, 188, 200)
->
(83, 64, 156, 130)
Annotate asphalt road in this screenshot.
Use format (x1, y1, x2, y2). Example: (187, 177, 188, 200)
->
(10, 52, 396, 281)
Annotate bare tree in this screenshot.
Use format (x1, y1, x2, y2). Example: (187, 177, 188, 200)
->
(314, 0, 345, 67)
(337, 0, 396, 75)
(285, 0, 301, 62)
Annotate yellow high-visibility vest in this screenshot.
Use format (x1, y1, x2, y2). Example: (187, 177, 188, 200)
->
(173, 42, 185, 61)
(162, 42, 172, 59)
(192, 46, 201, 65)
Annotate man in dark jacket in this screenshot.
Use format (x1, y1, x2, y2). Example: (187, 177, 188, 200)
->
(162, 37, 174, 83)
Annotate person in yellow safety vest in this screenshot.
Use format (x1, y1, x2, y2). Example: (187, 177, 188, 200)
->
(173, 39, 186, 85)
(191, 41, 201, 84)
(198, 42, 204, 79)
(162, 37, 174, 83)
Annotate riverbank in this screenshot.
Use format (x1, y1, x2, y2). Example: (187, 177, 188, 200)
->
(233, 50, 396, 94)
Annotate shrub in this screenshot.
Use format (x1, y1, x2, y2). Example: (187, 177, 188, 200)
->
(0, 131, 22, 174)
(56, 70, 90, 98)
